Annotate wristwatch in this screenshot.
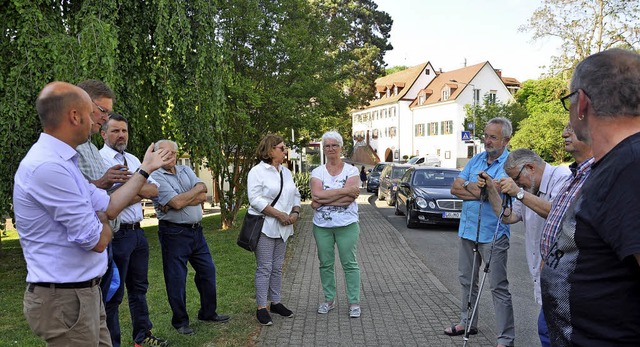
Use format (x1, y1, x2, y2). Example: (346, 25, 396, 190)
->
(516, 187, 525, 200)
(463, 181, 470, 189)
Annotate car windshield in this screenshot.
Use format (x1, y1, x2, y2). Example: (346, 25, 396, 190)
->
(391, 167, 409, 179)
(412, 170, 457, 187)
(373, 164, 386, 174)
(407, 157, 419, 165)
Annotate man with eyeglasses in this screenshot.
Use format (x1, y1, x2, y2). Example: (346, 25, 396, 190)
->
(77, 80, 132, 308)
(541, 48, 640, 346)
(445, 117, 515, 347)
(478, 148, 571, 347)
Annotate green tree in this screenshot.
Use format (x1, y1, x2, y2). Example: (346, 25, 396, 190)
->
(464, 96, 528, 140)
(510, 112, 569, 164)
(520, 0, 640, 75)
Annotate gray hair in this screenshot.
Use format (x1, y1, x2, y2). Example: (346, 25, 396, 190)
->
(322, 130, 343, 147)
(154, 139, 178, 151)
(504, 148, 544, 172)
(571, 48, 640, 118)
(486, 117, 513, 138)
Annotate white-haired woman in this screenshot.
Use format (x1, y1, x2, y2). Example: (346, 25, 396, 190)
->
(310, 131, 362, 318)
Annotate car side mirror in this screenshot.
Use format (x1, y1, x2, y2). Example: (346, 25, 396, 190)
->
(400, 182, 410, 188)
(367, 169, 372, 173)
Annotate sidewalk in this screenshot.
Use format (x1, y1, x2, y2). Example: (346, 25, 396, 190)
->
(258, 195, 496, 346)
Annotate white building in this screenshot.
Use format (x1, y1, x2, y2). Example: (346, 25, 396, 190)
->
(351, 61, 518, 168)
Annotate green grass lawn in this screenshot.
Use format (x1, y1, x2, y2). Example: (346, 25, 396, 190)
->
(0, 211, 261, 347)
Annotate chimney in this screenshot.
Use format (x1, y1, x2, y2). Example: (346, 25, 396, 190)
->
(495, 69, 502, 78)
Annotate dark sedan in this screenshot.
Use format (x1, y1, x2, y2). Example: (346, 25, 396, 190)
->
(394, 167, 463, 228)
(366, 162, 390, 193)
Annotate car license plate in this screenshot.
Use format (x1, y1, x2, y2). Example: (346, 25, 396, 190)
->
(442, 212, 461, 219)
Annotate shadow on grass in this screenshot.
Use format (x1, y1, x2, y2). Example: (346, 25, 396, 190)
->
(0, 210, 263, 347)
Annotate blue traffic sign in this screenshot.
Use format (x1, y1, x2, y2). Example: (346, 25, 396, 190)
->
(461, 131, 471, 141)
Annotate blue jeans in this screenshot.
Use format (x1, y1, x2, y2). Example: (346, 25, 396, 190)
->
(106, 227, 152, 346)
(100, 243, 114, 304)
(158, 223, 219, 329)
(538, 308, 551, 347)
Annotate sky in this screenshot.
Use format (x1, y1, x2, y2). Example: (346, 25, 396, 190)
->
(374, 0, 562, 82)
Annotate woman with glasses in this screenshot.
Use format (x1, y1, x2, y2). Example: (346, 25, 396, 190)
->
(310, 130, 362, 318)
(247, 134, 301, 326)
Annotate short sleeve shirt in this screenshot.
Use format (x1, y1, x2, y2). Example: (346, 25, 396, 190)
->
(311, 163, 359, 228)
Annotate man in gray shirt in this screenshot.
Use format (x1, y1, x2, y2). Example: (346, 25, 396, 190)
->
(151, 139, 229, 336)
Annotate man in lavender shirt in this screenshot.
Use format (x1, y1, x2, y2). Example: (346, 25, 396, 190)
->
(13, 82, 170, 346)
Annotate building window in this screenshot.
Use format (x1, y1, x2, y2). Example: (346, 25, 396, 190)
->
(390, 107, 396, 118)
(390, 127, 397, 137)
(488, 90, 497, 104)
(415, 124, 425, 137)
(474, 89, 480, 105)
(419, 94, 426, 105)
(442, 89, 450, 101)
(386, 89, 390, 98)
(428, 122, 439, 136)
(373, 110, 378, 119)
(442, 120, 453, 135)
(425, 69, 430, 75)
(382, 109, 387, 118)
(393, 85, 398, 95)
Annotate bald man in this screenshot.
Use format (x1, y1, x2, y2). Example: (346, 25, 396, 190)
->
(13, 82, 170, 346)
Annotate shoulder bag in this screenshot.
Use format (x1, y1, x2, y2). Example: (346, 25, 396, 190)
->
(237, 169, 283, 252)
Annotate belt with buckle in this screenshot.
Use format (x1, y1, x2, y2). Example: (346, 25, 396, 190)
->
(159, 220, 202, 229)
(28, 277, 101, 291)
(119, 222, 141, 230)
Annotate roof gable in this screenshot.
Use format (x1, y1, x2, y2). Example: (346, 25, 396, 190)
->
(366, 62, 432, 107)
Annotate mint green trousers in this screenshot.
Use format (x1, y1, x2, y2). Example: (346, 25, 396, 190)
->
(313, 222, 361, 304)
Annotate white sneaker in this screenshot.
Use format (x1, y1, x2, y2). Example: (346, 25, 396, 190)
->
(349, 305, 361, 318)
(317, 301, 335, 314)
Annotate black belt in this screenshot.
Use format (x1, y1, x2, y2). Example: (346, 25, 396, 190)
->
(159, 220, 202, 229)
(119, 222, 141, 230)
(28, 277, 101, 291)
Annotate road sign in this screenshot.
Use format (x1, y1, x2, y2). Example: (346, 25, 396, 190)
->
(461, 131, 471, 141)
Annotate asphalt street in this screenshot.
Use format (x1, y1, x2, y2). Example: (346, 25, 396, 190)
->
(369, 191, 539, 347)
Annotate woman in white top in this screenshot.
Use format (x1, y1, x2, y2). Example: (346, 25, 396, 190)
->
(310, 130, 362, 318)
(247, 134, 301, 326)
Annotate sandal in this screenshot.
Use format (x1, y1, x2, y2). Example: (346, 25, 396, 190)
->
(444, 324, 478, 336)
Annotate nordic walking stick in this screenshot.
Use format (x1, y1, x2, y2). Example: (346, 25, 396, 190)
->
(462, 192, 511, 347)
(462, 182, 486, 343)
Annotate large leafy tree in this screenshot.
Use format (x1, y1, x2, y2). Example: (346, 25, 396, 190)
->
(510, 77, 571, 163)
(464, 96, 528, 141)
(520, 0, 640, 74)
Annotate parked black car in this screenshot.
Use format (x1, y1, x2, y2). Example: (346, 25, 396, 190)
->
(395, 167, 463, 228)
(366, 162, 390, 193)
(377, 163, 412, 206)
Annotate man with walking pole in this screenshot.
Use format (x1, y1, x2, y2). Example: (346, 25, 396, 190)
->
(445, 117, 515, 347)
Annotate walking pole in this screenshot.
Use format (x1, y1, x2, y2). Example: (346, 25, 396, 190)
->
(462, 182, 486, 343)
(462, 192, 511, 347)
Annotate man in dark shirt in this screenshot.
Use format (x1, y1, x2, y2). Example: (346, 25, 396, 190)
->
(541, 48, 640, 346)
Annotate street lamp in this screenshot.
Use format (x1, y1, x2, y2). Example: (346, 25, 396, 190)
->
(450, 79, 478, 156)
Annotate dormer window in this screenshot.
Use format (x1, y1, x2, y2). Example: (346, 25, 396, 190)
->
(393, 85, 398, 95)
(386, 89, 390, 98)
(419, 93, 426, 105)
(442, 89, 450, 101)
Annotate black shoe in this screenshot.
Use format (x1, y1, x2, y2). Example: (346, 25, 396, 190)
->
(256, 308, 273, 326)
(199, 314, 230, 323)
(270, 302, 294, 317)
(176, 326, 194, 335)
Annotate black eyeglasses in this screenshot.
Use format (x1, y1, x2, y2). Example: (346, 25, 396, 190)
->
(513, 165, 527, 182)
(560, 89, 590, 111)
(92, 100, 109, 114)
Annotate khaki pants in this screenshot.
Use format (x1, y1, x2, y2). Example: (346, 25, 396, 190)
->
(23, 284, 111, 346)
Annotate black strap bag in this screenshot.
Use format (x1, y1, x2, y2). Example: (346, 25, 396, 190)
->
(237, 170, 283, 252)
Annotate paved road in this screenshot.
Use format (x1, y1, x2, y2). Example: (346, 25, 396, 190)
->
(259, 195, 499, 346)
(372, 192, 539, 347)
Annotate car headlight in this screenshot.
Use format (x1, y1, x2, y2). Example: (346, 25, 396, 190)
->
(415, 197, 428, 208)
(428, 201, 436, 209)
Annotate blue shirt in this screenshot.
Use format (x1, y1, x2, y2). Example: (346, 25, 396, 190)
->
(13, 133, 109, 283)
(151, 165, 203, 224)
(457, 150, 511, 243)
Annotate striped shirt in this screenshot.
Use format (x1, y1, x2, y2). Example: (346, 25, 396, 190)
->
(540, 157, 594, 260)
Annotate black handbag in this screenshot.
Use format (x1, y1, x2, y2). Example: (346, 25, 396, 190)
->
(237, 170, 283, 252)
